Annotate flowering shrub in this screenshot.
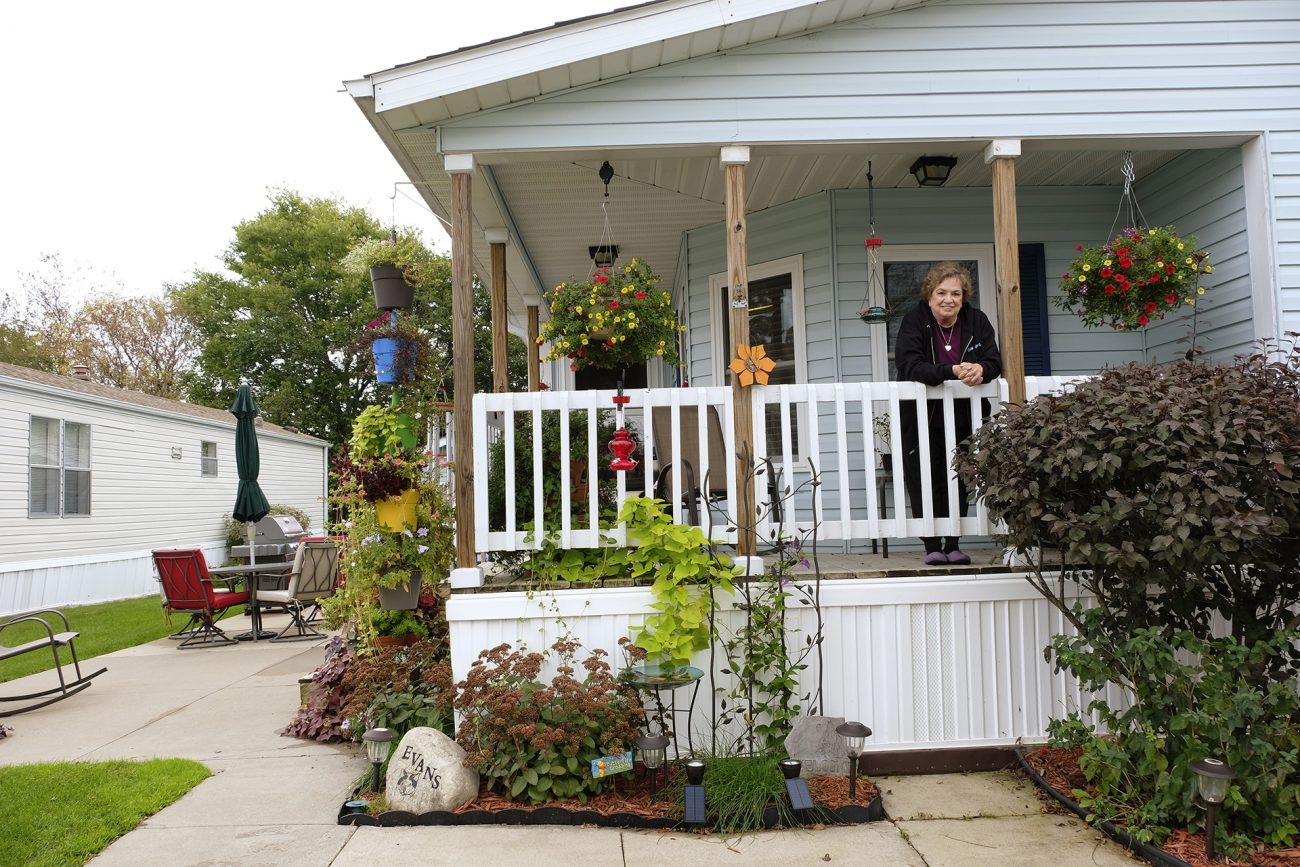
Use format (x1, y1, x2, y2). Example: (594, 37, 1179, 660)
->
(539, 258, 682, 370)
(454, 640, 645, 804)
(335, 447, 429, 503)
(333, 475, 454, 592)
(1056, 226, 1212, 330)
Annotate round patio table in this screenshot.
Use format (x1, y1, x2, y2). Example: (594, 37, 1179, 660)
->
(620, 663, 704, 758)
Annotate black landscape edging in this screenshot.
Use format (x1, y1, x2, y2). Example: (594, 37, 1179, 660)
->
(337, 792, 884, 829)
(1014, 747, 1191, 867)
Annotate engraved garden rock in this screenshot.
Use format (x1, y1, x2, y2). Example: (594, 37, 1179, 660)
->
(784, 715, 849, 776)
(385, 727, 479, 813)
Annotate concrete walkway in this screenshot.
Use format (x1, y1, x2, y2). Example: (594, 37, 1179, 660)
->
(0, 610, 1134, 866)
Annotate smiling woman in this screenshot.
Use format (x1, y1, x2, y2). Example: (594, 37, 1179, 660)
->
(893, 261, 1002, 565)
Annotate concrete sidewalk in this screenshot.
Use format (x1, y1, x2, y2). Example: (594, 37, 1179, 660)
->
(0, 610, 1134, 866)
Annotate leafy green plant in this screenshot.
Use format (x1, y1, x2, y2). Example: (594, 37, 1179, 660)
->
(350, 400, 419, 459)
(1048, 625, 1300, 854)
(621, 496, 734, 668)
(955, 345, 1300, 849)
(662, 753, 809, 833)
(521, 517, 630, 585)
(486, 409, 624, 532)
(717, 537, 815, 755)
(341, 232, 440, 289)
(369, 608, 428, 638)
(454, 639, 645, 804)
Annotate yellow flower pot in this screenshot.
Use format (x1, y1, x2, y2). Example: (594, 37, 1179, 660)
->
(375, 489, 419, 531)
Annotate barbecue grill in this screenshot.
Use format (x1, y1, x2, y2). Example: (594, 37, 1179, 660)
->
(230, 515, 307, 590)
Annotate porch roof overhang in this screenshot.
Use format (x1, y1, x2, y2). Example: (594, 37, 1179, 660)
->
(345, 0, 1251, 326)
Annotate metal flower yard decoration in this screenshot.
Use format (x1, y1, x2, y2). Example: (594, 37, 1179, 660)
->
(729, 343, 776, 387)
(1056, 225, 1212, 330)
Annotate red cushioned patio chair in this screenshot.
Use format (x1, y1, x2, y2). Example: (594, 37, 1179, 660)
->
(153, 548, 250, 649)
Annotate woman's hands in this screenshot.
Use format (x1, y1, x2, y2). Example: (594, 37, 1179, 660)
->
(952, 362, 985, 386)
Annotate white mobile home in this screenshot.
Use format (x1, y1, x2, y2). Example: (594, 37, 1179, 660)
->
(0, 363, 329, 615)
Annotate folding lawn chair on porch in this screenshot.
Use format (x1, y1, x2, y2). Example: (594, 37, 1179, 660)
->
(153, 548, 250, 649)
(258, 539, 340, 642)
(651, 405, 784, 528)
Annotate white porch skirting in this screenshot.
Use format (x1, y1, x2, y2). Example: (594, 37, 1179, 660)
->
(447, 572, 1120, 753)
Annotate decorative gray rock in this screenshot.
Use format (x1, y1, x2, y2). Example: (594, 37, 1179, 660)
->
(385, 727, 479, 813)
(784, 715, 852, 776)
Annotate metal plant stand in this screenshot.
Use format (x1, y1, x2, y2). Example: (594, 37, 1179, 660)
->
(620, 664, 704, 758)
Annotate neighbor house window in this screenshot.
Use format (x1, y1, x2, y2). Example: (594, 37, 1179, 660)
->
(201, 441, 218, 477)
(29, 416, 91, 517)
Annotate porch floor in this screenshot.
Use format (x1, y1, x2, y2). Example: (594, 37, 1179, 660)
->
(469, 548, 1015, 594)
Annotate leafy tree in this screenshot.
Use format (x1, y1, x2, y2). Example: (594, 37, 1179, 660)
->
(174, 190, 527, 449)
(0, 254, 193, 396)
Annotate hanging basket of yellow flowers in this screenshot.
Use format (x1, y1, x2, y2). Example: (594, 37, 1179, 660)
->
(539, 258, 683, 371)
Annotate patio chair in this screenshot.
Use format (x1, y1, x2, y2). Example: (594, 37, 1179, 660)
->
(153, 548, 250, 649)
(0, 609, 107, 717)
(651, 405, 783, 528)
(258, 540, 340, 642)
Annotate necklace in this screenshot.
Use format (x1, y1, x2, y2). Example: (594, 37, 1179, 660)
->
(937, 320, 957, 352)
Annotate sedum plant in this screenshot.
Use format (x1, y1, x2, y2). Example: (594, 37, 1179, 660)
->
(454, 640, 645, 804)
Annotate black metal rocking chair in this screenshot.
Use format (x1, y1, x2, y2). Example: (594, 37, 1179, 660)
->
(0, 609, 107, 717)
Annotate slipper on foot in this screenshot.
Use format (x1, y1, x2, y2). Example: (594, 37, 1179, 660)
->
(945, 549, 971, 565)
(923, 551, 949, 566)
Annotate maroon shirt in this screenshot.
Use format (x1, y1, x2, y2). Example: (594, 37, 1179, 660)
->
(933, 319, 963, 368)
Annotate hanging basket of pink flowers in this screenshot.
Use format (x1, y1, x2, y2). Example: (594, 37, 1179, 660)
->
(1055, 226, 1213, 330)
(539, 258, 683, 371)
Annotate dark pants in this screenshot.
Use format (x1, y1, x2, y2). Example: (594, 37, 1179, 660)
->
(901, 401, 971, 553)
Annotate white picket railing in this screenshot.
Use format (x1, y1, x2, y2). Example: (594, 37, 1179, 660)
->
(472, 376, 1086, 553)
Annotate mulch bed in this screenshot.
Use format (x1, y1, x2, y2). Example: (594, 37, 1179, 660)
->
(1026, 746, 1300, 867)
(356, 764, 879, 826)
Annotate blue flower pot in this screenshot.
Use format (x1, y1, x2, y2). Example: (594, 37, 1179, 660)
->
(372, 338, 416, 384)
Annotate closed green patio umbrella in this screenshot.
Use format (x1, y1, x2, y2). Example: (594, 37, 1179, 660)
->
(230, 382, 271, 526)
(230, 382, 272, 640)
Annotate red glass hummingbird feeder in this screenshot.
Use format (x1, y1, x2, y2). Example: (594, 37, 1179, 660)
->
(608, 392, 638, 472)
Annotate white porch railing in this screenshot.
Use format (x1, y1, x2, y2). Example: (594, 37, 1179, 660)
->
(472, 376, 1086, 552)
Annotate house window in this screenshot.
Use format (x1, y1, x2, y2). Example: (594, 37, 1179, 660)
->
(201, 441, 218, 477)
(868, 244, 998, 383)
(29, 416, 92, 517)
(710, 254, 808, 459)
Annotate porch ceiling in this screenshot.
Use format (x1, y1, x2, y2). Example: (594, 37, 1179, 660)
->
(390, 139, 1210, 321)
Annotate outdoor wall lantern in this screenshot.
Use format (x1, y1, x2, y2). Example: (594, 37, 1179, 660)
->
(835, 721, 873, 801)
(683, 759, 707, 824)
(1191, 758, 1237, 861)
(637, 733, 671, 800)
(780, 758, 814, 811)
(910, 155, 958, 187)
(363, 727, 395, 793)
(589, 244, 619, 268)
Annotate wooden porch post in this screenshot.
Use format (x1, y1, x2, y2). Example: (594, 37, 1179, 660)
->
(985, 139, 1026, 408)
(721, 146, 757, 556)
(526, 305, 540, 391)
(446, 154, 477, 569)
(485, 229, 510, 393)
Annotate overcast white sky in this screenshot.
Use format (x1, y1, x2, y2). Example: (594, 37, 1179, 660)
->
(0, 0, 615, 301)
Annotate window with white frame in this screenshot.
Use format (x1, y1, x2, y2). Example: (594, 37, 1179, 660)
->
(201, 441, 218, 477)
(710, 254, 807, 459)
(29, 416, 92, 517)
(867, 244, 998, 384)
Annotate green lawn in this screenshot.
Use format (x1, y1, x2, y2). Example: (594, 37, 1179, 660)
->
(0, 596, 203, 684)
(0, 759, 211, 867)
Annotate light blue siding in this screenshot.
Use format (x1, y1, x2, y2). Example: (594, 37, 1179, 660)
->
(1136, 149, 1254, 363)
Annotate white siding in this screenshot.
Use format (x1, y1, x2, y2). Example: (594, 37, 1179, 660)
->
(1275, 128, 1300, 333)
(0, 381, 328, 614)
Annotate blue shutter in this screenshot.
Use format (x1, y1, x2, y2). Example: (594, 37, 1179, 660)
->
(1018, 243, 1051, 375)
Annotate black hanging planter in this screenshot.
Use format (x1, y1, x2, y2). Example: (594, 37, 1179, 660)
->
(371, 265, 415, 311)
